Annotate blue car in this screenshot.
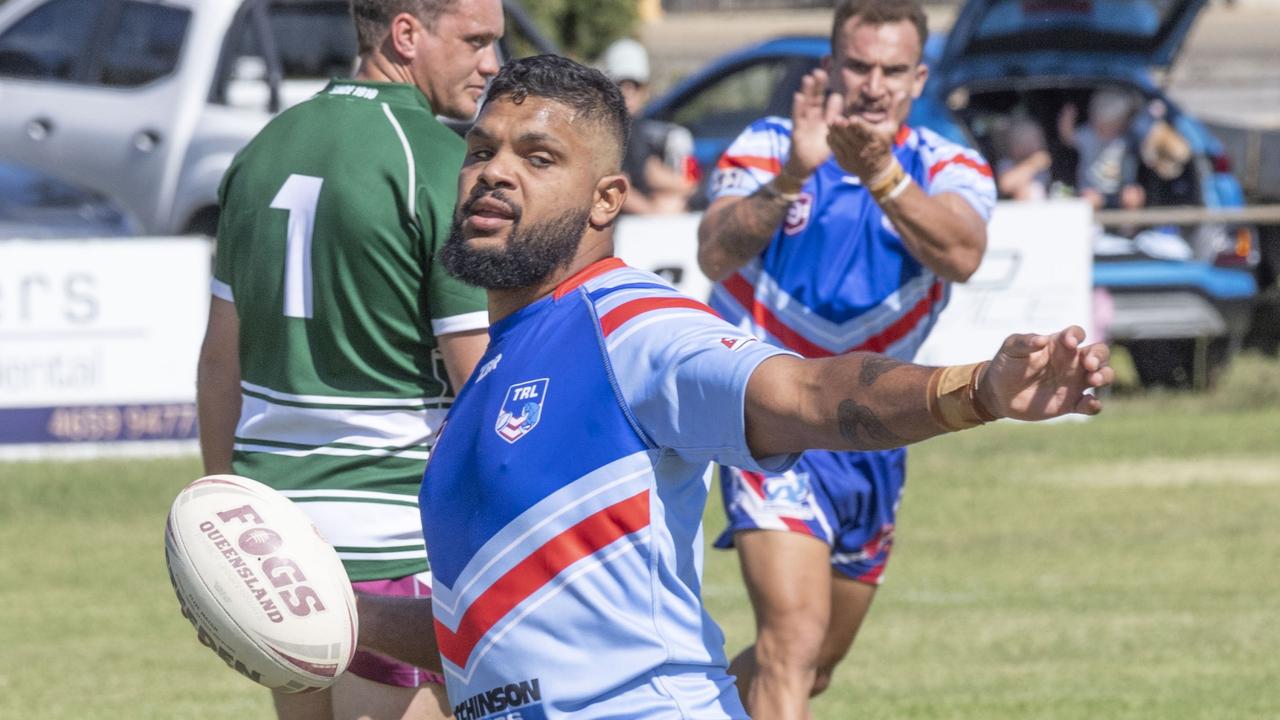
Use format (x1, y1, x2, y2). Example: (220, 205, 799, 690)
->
(0, 162, 138, 238)
(643, 0, 1258, 387)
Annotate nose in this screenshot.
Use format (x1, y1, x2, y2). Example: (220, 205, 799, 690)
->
(478, 42, 500, 79)
(862, 66, 886, 97)
(476, 150, 517, 191)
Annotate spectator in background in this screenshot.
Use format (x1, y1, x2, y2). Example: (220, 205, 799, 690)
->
(996, 115, 1053, 201)
(1058, 88, 1146, 210)
(1136, 99, 1193, 183)
(196, 1, 499, 718)
(601, 38, 699, 214)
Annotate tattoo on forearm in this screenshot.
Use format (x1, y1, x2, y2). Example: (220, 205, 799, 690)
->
(837, 399, 903, 448)
(712, 191, 789, 261)
(858, 355, 906, 387)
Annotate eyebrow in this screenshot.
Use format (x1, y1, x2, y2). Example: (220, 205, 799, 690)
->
(515, 131, 568, 151)
(468, 126, 570, 151)
(466, 125, 495, 144)
(846, 57, 912, 71)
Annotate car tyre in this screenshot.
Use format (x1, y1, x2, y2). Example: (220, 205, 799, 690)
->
(183, 206, 220, 237)
(1126, 337, 1237, 390)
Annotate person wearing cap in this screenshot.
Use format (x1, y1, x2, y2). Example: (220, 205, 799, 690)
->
(601, 38, 699, 214)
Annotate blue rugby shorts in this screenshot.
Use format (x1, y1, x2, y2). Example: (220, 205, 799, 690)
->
(714, 448, 907, 585)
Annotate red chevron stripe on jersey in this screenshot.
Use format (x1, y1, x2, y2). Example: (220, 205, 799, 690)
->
(599, 296, 719, 337)
(433, 490, 650, 669)
(721, 271, 946, 358)
(716, 154, 783, 174)
(927, 154, 993, 181)
(721, 273, 833, 357)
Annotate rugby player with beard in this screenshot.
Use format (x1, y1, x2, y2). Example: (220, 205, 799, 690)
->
(354, 54, 1111, 719)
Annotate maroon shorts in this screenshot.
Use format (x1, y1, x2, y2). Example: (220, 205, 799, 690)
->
(347, 572, 446, 687)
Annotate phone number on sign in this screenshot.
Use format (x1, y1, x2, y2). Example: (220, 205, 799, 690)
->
(46, 404, 198, 442)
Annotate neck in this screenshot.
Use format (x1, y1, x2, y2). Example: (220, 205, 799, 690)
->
(487, 234, 614, 322)
(354, 53, 416, 90)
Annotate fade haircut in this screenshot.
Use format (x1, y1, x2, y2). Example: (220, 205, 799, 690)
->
(831, 0, 929, 59)
(483, 54, 631, 172)
(350, 0, 456, 55)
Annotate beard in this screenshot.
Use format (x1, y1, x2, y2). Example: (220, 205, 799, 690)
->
(442, 191, 590, 290)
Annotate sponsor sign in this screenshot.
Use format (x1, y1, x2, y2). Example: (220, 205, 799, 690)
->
(915, 200, 1094, 365)
(0, 238, 211, 449)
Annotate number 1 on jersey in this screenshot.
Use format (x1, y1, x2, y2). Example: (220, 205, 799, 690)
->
(270, 174, 324, 319)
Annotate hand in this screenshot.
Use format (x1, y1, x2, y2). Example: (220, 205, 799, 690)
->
(1081, 188, 1104, 210)
(782, 68, 841, 188)
(977, 326, 1113, 421)
(1120, 184, 1146, 209)
(827, 114, 895, 182)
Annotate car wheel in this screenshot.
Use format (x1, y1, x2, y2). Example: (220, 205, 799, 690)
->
(183, 206, 220, 237)
(1245, 227, 1280, 355)
(1125, 337, 1237, 390)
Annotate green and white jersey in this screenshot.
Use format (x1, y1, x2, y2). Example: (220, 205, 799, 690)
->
(212, 80, 487, 581)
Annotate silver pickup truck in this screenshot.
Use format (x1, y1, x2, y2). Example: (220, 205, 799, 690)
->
(0, 0, 553, 235)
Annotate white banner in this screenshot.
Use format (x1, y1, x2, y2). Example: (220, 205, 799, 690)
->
(613, 213, 712, 302)
(615, 200, 1094, 366)
(0, 238, 210, 446)
(916, 200, 1094, 366)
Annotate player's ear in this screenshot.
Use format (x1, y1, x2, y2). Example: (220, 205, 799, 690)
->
(590, 173, 628, 229)
(912, 62, 929, 99)
(387, 12, 422, 62)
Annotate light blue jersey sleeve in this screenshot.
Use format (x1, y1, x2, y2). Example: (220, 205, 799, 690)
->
(588, 271, 800, 473)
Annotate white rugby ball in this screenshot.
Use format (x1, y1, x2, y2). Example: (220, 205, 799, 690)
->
(164, 474, 358, 692)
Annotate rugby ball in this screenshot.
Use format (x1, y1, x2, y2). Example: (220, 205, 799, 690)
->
(164, 474, 358, 692)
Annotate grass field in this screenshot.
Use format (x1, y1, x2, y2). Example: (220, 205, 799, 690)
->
(3, 354, 1279, 719)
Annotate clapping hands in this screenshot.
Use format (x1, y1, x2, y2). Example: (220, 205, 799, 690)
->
(784, 68, 899, 186)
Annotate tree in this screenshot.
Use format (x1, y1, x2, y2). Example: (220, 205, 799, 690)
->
(525, 0, 639, 61)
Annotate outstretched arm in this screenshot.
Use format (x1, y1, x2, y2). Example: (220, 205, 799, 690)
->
(745, 326, 1112, 458)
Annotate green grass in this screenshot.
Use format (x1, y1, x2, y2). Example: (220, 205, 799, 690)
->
(3, 354, 1280, 718)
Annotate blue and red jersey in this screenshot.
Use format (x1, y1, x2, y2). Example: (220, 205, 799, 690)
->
(708, 118, 996, 361)
(420, 258, 796, 719)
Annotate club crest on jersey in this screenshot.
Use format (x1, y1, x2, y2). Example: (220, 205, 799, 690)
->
(720, 336, 757, 352)
(782, 193, 814, 236)
(495, 378, 549, 443)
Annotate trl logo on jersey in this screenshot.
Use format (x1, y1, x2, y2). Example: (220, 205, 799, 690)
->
(782, 193, 813, 236)
(495, 379, 549, 443)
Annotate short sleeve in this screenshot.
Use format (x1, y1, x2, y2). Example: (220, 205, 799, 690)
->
(921, 144, 997, 222)
(707, 117, 793, 202)
(419, 184, 489, 337)
(594, 283, 799, 473)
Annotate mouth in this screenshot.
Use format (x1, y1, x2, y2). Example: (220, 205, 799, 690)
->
(463, 195, 517, 233)
(850, 107, 891, 123)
